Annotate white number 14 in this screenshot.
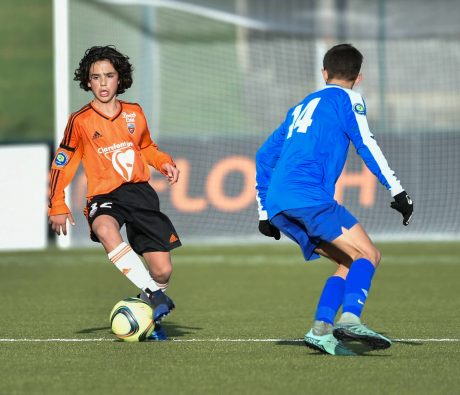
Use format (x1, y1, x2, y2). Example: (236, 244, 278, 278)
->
(287, 97, 321, 139)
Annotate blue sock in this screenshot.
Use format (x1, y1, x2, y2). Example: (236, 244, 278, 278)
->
(342, 258, 376, 318)
(314, 276, 346, 325)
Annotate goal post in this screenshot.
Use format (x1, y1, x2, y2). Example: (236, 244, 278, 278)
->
(53, 0, 71, 248)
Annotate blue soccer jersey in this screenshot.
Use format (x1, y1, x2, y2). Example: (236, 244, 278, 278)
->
(256, 84, 404, 220)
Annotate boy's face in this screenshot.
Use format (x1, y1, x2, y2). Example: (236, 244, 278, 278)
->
(87, 60, 119, 104)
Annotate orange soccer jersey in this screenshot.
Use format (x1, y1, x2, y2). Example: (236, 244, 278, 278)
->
(48, 101, 174, 216)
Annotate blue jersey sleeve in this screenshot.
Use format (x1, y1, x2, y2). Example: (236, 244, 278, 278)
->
(255, 120, 288, 219)
(342, 90, 404, 197)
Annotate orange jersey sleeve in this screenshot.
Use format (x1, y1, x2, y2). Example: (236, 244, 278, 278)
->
(48, 106, 88, 215)
(48, 101, 174, 216)
(136, 106, 175, 174)
(140, 143, 175, 175)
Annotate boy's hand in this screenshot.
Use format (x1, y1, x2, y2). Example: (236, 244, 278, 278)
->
(49, 213, 76, 236)
(391, 191, 413, 226)
(258, 220, 281, 240)
(161, 163, 180, 185)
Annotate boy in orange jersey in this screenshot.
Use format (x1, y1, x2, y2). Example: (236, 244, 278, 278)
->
(48, 46, 180, 340)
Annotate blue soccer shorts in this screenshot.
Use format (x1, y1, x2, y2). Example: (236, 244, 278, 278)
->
(270, 202, 358, 261)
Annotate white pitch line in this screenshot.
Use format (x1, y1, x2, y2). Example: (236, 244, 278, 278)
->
(393, 339, 460, 342)
(0, 338, 112, 342)
(0, 338, 459, 343)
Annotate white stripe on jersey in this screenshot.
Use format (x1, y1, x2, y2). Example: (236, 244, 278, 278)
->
(255, 185, 268, 220)
(343, 88, 404, 197)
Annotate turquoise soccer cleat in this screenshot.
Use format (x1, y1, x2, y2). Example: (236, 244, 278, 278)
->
(333, 323, 392, 352)
(304, 329, 357, 356)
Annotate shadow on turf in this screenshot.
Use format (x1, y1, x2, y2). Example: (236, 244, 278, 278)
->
(275, 341, 392, 357)
(75, 321, 202, 338)
(159, 321, 202, 338)
(76, 326, 110, 334)
(275, 332, 410, 357)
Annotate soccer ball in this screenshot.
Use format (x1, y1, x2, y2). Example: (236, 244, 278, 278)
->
(110, 297, 155, 342)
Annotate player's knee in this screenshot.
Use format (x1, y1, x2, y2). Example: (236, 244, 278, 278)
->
(151, 266, 172, 283)
(92, 221, 119, 244)
(362, 248, 381, 267)
(352, 247, 381, 267)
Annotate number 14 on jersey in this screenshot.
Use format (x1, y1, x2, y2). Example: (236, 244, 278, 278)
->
(287, 97, 321, 139)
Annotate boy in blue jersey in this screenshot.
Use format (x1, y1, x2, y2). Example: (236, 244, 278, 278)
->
(255, 44, 413, 356)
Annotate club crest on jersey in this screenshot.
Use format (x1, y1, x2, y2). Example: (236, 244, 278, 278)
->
(122, 111, 136, 134)
(54, 151, 68, 167)
(127, 123, 136, 134)
(353, 103, 366, 115)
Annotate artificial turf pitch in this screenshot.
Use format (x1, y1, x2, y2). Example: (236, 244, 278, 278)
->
(0, 242, 459, 395)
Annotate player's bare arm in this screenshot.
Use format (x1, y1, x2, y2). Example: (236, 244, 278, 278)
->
(49, 213, 75, 236)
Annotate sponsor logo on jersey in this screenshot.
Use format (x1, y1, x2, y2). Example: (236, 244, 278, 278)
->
(97, 142, 136, 181)
(122, 111, 136, 123)
(97, 141, 134, 154)
(54, 151, 68, 167)
(112, 149, 135, 181)
(353, 103, 366, 115)
(92, 131, 102, 139)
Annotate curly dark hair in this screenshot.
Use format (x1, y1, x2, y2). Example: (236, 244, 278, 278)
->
(74, 45, 133, 94)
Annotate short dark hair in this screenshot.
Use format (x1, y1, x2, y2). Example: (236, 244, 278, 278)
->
(74, 45, 134, 94)
(323, 44, 363, 81)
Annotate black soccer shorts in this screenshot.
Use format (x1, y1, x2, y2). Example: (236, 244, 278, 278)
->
(84, 182, 181, 254)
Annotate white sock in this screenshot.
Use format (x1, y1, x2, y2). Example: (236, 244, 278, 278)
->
(155, 281, 169, 292)
(312, 320, 333, 336)
(139, 281, 169, 304)
(108, 242, 159, 292)
(338, 312, 361, 325)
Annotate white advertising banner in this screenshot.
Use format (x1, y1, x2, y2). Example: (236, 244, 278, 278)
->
(0, 145, 49, 250)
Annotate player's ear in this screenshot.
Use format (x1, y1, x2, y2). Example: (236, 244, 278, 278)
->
(354, 73, 363, 86)
(321, 69, 328, 83)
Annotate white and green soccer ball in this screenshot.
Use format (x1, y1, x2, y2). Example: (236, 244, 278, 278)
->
(110, 297, 155, 342)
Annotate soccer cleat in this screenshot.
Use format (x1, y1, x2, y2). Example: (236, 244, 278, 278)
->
(164, 294, 175, 311)
(333, 323, 392, 352)
(147, 323, 167, 341)
(304, 329, 356, 356)
(139, 290, 175, 323)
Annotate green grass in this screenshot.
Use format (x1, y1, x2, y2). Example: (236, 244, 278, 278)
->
(1, 242, 460, 394)
(0, 0, 53, 142)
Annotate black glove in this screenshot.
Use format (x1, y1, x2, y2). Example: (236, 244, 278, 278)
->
(391, 191, 413, 226)
(258, 220, 280, 240)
